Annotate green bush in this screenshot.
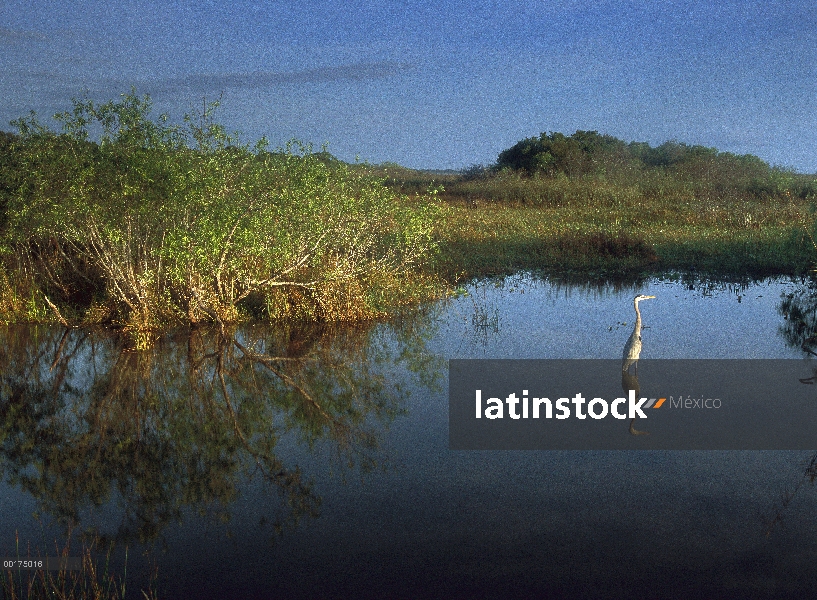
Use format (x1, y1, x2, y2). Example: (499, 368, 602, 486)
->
(2, 92, 441, 330)
(492, 130, 811, 206)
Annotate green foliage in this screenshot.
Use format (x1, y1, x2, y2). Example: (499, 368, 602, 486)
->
(0, 92, 442, 330)
(493, 130, 813, 208)
(379, 150, 817, 281)
(496, 130, 628, 177)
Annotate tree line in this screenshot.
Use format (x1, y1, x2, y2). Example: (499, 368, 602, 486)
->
(493, 130, 814, 200)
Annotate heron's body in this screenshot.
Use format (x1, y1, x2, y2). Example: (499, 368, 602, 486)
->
(622, 294, 655, 372)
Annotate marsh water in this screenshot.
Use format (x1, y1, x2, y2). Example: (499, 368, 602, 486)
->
(3, 274, 817, 598)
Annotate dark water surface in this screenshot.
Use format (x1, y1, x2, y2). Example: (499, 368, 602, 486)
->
(3, 274, 817, 599)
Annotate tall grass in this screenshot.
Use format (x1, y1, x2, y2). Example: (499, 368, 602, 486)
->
(1, 534, 156, 600)
(376, 158, 817, 281)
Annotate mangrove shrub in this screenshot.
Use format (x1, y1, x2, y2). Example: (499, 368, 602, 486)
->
(1, 93, 441, 329)
(487, 130, 816, 207)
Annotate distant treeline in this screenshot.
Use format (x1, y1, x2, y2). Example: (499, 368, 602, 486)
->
(489, 130, 815, 201)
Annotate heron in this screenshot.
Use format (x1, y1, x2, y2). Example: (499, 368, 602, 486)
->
(622, 294, 655, 373)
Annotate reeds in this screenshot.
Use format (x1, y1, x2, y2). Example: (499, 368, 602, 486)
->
(378, 166, 817, 281)
(1, 533, 157, 600)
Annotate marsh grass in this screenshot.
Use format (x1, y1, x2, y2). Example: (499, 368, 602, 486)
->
(1, 534, 156, 600)
(369, 166, 817, 282)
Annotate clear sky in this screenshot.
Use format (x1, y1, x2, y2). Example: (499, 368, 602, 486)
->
(1, 0, 815, 172)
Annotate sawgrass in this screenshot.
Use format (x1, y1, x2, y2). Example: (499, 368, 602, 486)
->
(369, 165, 817, 282)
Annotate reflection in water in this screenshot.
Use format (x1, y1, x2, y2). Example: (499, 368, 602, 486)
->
(779, 281, 817, 399)
(769, 283, 817, 535)
(780, 282, 817, 356)
(766, 453, 817, 536)
(621, 370, 649, 436)
(452, 283, 503, 350)
(0, 315, 443, 545)
(2, 276, 817, 598)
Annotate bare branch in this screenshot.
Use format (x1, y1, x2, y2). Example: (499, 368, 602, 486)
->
(42, 293, 69, 326)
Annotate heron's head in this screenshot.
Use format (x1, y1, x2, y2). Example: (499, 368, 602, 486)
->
(634, 294, 656, 303)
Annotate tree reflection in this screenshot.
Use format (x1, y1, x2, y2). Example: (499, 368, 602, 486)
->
(769, 282, 817, 534)
(779, 282, 817, 355)
(0, 314, 443, 545)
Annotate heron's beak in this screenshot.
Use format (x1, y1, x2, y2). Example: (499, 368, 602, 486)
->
(644, 295, 656, 299)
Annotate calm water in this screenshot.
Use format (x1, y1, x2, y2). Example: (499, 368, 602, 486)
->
(2, 274, 817, 599)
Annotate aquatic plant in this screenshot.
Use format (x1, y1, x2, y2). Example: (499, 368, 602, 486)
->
(1, 532, 156, 600)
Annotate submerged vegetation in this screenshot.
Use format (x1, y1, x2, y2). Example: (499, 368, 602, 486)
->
(0, 93, 442, 334)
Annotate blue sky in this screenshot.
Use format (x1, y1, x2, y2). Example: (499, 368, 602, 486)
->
(1, 0, 815, 171)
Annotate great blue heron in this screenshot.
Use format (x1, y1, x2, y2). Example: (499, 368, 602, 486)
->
(622, 294, 655, 373)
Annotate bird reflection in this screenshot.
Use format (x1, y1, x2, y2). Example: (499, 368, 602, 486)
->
(621, 294, 655, 436)
(622, 369, 649, 436)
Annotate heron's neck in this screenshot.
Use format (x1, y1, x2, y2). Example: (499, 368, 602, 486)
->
(634, 301, 642, 329)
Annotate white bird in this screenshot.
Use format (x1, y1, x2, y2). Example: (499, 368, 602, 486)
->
(622, 294, 655, 373)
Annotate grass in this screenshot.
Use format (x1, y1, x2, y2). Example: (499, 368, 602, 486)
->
(368, 166, 817, 283)
(1, 533, 156, 600)
(8, 95, 813, 330)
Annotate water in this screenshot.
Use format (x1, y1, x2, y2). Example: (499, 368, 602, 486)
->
(2, 274, 817, 599)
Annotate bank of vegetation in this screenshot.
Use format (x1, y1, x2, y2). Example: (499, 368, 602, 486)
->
(1, 95, 816, 333)
(1, 536, 152, 600)
(0, 93, 442, 336)
(375, 130, 817, 281)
